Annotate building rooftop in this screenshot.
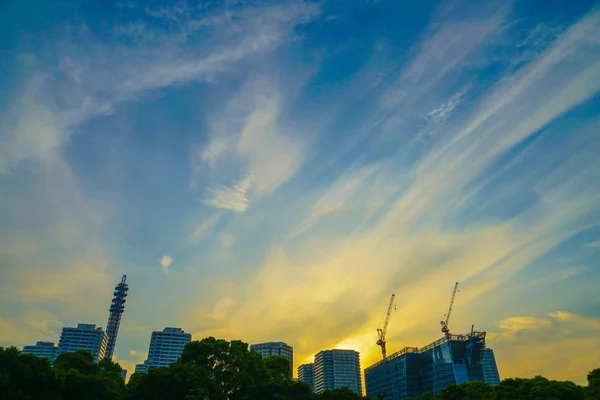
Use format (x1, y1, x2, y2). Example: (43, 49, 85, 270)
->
(366, 331, 487, 371)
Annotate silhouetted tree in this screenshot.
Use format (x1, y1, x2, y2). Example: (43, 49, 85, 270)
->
(440, 380, 495, 400)
(0, 346, 61, 400)
(54, 350, 124, 400)
(586, 368, 600, 400)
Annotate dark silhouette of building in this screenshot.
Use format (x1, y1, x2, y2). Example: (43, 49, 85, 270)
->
(105, 275, 129, 360)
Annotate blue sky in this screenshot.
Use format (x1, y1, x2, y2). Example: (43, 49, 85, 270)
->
(1, 0, 600, 382)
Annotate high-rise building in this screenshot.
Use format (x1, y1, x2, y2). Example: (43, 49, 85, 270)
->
(135, 327, 191, 373)
(364, 331, 500, 400)
(56, 324, 108, 362)
(22, 341, 58, 362)
(364, 347, 420, 400)
(298, 363, 315, 392)
(481, 348, 501, 386)
(249, 342, 294, 376)
(313, 349, 362, 395)
(105, 275, 129, 360)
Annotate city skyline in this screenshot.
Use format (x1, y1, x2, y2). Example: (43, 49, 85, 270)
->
(1, 0, 600, 385)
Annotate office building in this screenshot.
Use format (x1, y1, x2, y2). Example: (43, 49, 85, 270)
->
(250, 342, 294, 377)
(364, 331, 500, 399)
(481, 348, 501, 386)
(314, 349, 362, 395)
(56, 324, 108, 362)
(364, 347, 420, 400)
(121, 370, 127, 382)
(22, 341, 58, 362)
(135, 327, 191, 373)
(298, 363, 315, 392)
(105, 275, 129, 360)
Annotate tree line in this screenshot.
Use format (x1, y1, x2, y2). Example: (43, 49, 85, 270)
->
(1, 337, 598, 399)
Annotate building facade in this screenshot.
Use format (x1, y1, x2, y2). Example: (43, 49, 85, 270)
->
(481, 348, 501, 386)
(135, 327, 191, 373)
(249, 342, 294, 377)
(105, 275, 129, 360)
(298, 363, 315, 392)
(56, 324, 108, 362)
(364, 331, 500, 400)
(313, 349, 362, 395)
(22, 341, 58, 362)
(364, 347, 420, 400)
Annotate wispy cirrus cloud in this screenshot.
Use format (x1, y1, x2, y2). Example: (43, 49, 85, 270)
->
(194, 84, 308, 213)
(2, 0, 599, 386)
(0, 0, 320, 357)
(189, 212, 222, 244)
(0, 1, 320, 171)
(183, 5, 600, 381)
(205, 175, 253, 213)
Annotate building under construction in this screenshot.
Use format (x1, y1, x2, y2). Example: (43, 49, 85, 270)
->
(364, 330, 500, 399)
(366, 284, 501, 399)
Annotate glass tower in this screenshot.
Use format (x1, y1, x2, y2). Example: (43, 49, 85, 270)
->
(365, 331, 499, 399)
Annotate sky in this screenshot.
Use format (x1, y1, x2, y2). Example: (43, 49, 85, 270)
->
(1, 0, 600, 385)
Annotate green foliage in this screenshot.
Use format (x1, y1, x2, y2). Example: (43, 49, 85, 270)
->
(0, 346, 61, 400)
(440, 380, 495, 400)
(495, 375, 584, 400)
(319, 387, 365, 400)
(54, 350, 124, 400)
(415, 393, 439, 400)
(264, 355, 292, 381)
(587, 369, 600, 400)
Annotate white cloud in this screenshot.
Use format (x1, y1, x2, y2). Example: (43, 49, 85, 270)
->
(182, 6, 600, 381)
(237, 97, 305, 197)
(129, 350, 137, 356)
(189, 212, 221, 244)
(196, 86, 307, 212)
(159, 255, 173, 273)
(0, 2, 320, 172)
(287, 164, 379, 238)
(426, 86, 469, 124)
(204, 175, 253, 212)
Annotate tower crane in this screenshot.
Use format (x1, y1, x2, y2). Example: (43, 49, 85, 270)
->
(376, 293, 396, 359)
(440, 282, 459, 338)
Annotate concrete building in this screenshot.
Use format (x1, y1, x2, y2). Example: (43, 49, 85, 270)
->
(314, 349, 362, 395)
(56, 324, 108, 362)
(135, 327, 191, 373)
(364, 331, 500, 400)
(105, 275, 129, 360)
(250, 342, 294, 377)
(481, 348, 501, 386)
(297, 363, 315, 392)
(22, 341, 58, 362)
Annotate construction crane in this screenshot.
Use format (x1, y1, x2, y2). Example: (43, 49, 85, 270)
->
(440, 282, 459, 338)
(376, 293, 396, 359)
